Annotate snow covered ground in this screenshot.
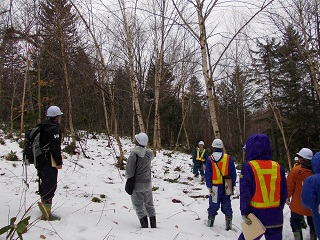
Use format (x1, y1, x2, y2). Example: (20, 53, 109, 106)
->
(0, 131, 304, 239)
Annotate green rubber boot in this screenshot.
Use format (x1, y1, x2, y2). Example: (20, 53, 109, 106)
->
(38, 202, 61, 221)
(207, 215, 215, 227)
(293, 231, 303, 240)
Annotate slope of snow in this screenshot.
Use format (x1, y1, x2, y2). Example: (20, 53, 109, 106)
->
(0, 132, 300, 239)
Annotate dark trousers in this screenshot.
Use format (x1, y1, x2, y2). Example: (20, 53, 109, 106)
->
(290, 211, 315, 233)
(193, 161, 204, 176)
(207, 185, 232, 217)
(38, 165, 58, 204)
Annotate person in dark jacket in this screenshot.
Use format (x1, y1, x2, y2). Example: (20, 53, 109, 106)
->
(205, 138, 236, 230)
(192, 141, 208, 181)
(287, 148, 316, 240)
(125, 132, 156, 228)
(302, 152, 320, 240)
(238, 133, 288, 240)
(37, 105, 63, 221)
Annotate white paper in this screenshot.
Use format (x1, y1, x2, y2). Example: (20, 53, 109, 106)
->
(225, 182, 231, 195)
(211, 185, 218, 203)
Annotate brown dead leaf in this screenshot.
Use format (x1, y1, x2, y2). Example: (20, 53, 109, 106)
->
(40, 234, 46, 239)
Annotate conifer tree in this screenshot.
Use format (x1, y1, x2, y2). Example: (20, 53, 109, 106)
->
(36, 0, 96, 135)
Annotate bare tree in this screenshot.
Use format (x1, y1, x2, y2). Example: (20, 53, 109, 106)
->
(118, 0, 145, 133)
(172, 0, 275, 139)
(69, 0, 125, 167)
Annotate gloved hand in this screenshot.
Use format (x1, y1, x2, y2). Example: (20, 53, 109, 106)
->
(208, 187, 213, 194)
(242, 215, 252, 225)
(286, 198, 291, 206)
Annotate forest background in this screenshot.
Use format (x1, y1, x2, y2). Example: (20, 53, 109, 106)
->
(0, 0, 319, 169)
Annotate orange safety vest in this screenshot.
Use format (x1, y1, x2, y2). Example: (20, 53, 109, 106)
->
(211, 154, 229, 184)
(249, 160, 281, 208)
(196, 149, 206, 162)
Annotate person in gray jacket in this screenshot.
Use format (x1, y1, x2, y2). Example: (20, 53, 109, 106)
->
(125, 132, 156, 228)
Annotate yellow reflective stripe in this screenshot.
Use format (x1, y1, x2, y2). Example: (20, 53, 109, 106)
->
(196, 149, 206, 161)
(250, 161, 280, 207)
(221, 156, 227, 174)
(212, 163, 222, 184)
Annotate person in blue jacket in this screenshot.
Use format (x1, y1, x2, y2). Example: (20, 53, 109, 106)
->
(238, 133, 288, 240)
(301, 152, 320, 239)
(205, 138, 236, 230)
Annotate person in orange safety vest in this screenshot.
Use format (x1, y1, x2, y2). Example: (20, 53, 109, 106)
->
(205, 138, 236, 231)
(238, 133, 288, 240)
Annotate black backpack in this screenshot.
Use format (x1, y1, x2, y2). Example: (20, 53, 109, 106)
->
(23, 125, 49, 169)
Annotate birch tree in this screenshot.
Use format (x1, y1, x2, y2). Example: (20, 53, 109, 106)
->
(172, 0, 275, 139)
(147, 0, 175, 155)
(117, 0, 145, 133)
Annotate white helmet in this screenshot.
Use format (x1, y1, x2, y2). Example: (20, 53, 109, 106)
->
(46, 106, 63, 117)
(296, 148, 313, 160)
(198, 141, 204, 145)
(135, 132, 148, 146)
(212, 138, 223, 149)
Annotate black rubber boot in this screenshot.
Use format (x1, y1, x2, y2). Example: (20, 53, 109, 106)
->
(207, 215, 215, 227)
(310, 230, 317, 240)
(149, 216, 156, 228)
(139, 216, 148, 228)
(225, 216, 232, 231)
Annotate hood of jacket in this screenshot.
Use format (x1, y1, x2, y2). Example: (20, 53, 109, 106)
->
(131, 145, 147, 158)
(312, 151, 320, 174)
(245, 133, 272, 161)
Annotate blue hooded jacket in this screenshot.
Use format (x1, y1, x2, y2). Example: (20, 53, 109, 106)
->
(239, 133, 288, 227)
(301, 152, 320, 238)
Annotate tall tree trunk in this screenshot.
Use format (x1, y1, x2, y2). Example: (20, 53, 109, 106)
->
(60, 43, 76, 140)
(196, 1, 221, 138)
(57, 16, 76, 141)
(98, 70, 111, 145)
(175, 93, 190, 151)
(20, 56, 29, 137)
(119, 0, 145, 133)
(153, 57, 163, 156)
(36, 56, 41, 123)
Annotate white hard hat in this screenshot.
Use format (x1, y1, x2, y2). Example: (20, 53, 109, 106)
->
(198, 141, 204, 145)
(294, 157, 299, 161)
(135, 132, 148, 146)
(46, 106, 63, 117)
(296, 148, 313, 160)
(212, 138, 224, 149)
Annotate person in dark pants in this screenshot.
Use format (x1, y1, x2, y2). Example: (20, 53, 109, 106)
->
(287, 148, 316, 240)
(37, 105, 63, 221)
(205, 138, 236, 230)
(192, 141, 208, 182)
